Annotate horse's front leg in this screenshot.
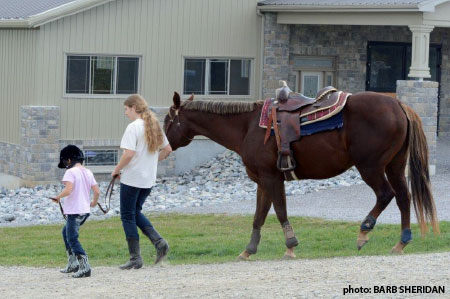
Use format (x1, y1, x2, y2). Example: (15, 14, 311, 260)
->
(238, 185, 272, 260)
(265, 177, 299, 259)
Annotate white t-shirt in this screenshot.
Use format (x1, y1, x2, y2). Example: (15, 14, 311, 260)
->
(120, 119, 169, 189)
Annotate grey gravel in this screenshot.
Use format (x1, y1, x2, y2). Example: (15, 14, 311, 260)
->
(0, 253, 448, 298)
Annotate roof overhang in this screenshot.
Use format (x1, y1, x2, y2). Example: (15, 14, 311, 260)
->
(257, 5, 421, 13)
(257, 0, 450, 13)
(0, 0, 114, 28)
(257, 0, 450, 27)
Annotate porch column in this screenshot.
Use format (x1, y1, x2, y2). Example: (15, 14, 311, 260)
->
(408, 25, 434, 80)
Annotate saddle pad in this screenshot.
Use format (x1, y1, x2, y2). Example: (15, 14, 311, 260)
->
(301, 111, 343, 136)
(259, 92, 350, 128)
(266, 111, 344, 137)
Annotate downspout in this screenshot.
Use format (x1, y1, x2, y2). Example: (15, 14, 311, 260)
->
(257, 7, 265, 100)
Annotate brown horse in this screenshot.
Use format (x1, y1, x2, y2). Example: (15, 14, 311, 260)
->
(163, 91, 439, 259)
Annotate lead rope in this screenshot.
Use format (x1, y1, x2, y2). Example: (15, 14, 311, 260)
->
(97, 175, 119, 214)
(50, 174, 119, 220)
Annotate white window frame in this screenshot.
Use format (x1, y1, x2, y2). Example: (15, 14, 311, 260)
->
(182, 57, 254, 99)
(83, 147, 120, 173)
(63, 53, 142, 98)
(300, 71, 322, 97)
(293, 55, 337, 94)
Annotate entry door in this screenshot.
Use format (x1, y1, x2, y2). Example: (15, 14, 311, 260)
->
(301, 71, 322, 98)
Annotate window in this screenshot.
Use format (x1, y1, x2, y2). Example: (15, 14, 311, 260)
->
(66, 55, 139, 95)
(293, 56, 336, 96)
(366, 42, 441, 92)
(83, 149, 119, 166)
(184, 58, 251, 95)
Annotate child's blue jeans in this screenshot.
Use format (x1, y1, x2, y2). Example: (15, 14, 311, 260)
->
(62, 214, 90, 255)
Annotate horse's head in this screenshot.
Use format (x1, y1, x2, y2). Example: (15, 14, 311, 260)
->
(163, 92, 194, 150)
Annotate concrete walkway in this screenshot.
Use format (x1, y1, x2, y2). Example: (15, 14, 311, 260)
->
(166, 137, 450, 224)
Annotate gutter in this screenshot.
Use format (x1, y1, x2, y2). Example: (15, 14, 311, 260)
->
(0, 0, 114, 28)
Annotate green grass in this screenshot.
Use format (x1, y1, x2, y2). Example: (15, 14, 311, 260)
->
(0, 214, 448, 267)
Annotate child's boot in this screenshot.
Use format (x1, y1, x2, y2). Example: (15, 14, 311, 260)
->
(119, 238, 143, 270)
(72, 254, 91, 278)
(60, 250, 79, 273)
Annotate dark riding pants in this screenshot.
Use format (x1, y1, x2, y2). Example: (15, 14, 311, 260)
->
(120, 183, 154, 240)
(62, 213, 89, 255)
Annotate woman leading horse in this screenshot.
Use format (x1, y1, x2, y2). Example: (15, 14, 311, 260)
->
(164, 90, 439, 260)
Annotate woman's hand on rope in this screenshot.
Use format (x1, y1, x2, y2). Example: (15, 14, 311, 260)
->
(111, 168, 121, 179)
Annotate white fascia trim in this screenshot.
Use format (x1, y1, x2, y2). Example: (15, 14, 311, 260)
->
(0, 0, 114, 28)
(257, 5, 420, 13)
(418, 0, 450, 12)
(0, 19, 29, 28)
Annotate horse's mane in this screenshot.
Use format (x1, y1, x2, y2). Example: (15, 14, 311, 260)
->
(181, 100, 264, 115)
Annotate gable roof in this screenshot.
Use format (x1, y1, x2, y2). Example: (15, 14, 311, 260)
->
(0, 0, 114, 28)
(257, 0, 449, 12)
(0, 0, 77, 20)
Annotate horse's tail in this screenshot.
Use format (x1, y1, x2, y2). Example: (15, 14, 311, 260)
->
(401, 103, 440, 236)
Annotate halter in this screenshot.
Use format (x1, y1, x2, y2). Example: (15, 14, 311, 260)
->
(166, 106, 194, 142)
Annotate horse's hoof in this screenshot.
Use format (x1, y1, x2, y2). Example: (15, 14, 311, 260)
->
(357, 239, 369, 250)
(357, 231, 370, 250)
(391, 247, 404, 255)
(282, 253, 296, 260)
(391, 242, 405, 255)
(237, 254, 251, 261)
(237, 251, 251, 261)
(283, 247, 296, 259)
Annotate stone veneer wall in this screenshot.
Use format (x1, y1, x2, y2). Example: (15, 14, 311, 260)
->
(262, 13, 291, 99)
(0, 106, 177, 186)
(20, 106, 60, 183)
(396, 80, 438, 175)
(262, 12, 450, 136)
(0, 142, 22, 178)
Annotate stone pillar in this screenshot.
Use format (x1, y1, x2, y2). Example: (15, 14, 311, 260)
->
(396, 80, 438, 175)
(20, 106, 60, 184)
(262, 12, 291, 99)
(408, 25, 434, 80)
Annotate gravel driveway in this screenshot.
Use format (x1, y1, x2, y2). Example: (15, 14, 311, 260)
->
(0, 253, 448, 298)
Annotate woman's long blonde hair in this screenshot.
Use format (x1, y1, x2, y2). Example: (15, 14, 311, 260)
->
(124, 94, 164, 152)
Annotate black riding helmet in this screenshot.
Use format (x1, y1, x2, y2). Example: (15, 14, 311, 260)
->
(58, 145, 84, 169)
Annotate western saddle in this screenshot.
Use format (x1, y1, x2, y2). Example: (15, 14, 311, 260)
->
(264, 81, 339, 180)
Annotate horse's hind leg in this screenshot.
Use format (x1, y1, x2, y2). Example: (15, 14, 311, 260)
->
(386, 152, 412, 254)
(238, 185, 272, 260)
(356, 166, 396, 250)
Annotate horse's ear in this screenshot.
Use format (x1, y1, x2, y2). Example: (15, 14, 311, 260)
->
(173, 92, 181, 108)
(187, 93, 194, 101)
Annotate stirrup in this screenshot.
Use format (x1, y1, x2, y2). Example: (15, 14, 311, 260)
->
(277, 151, 296, 172)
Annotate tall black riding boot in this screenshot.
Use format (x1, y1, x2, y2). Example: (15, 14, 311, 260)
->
(142, 226, 169, 264)
(119, 238, 143, 270)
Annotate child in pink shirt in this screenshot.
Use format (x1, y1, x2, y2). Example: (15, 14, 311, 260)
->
(53, 145, 100, 278)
